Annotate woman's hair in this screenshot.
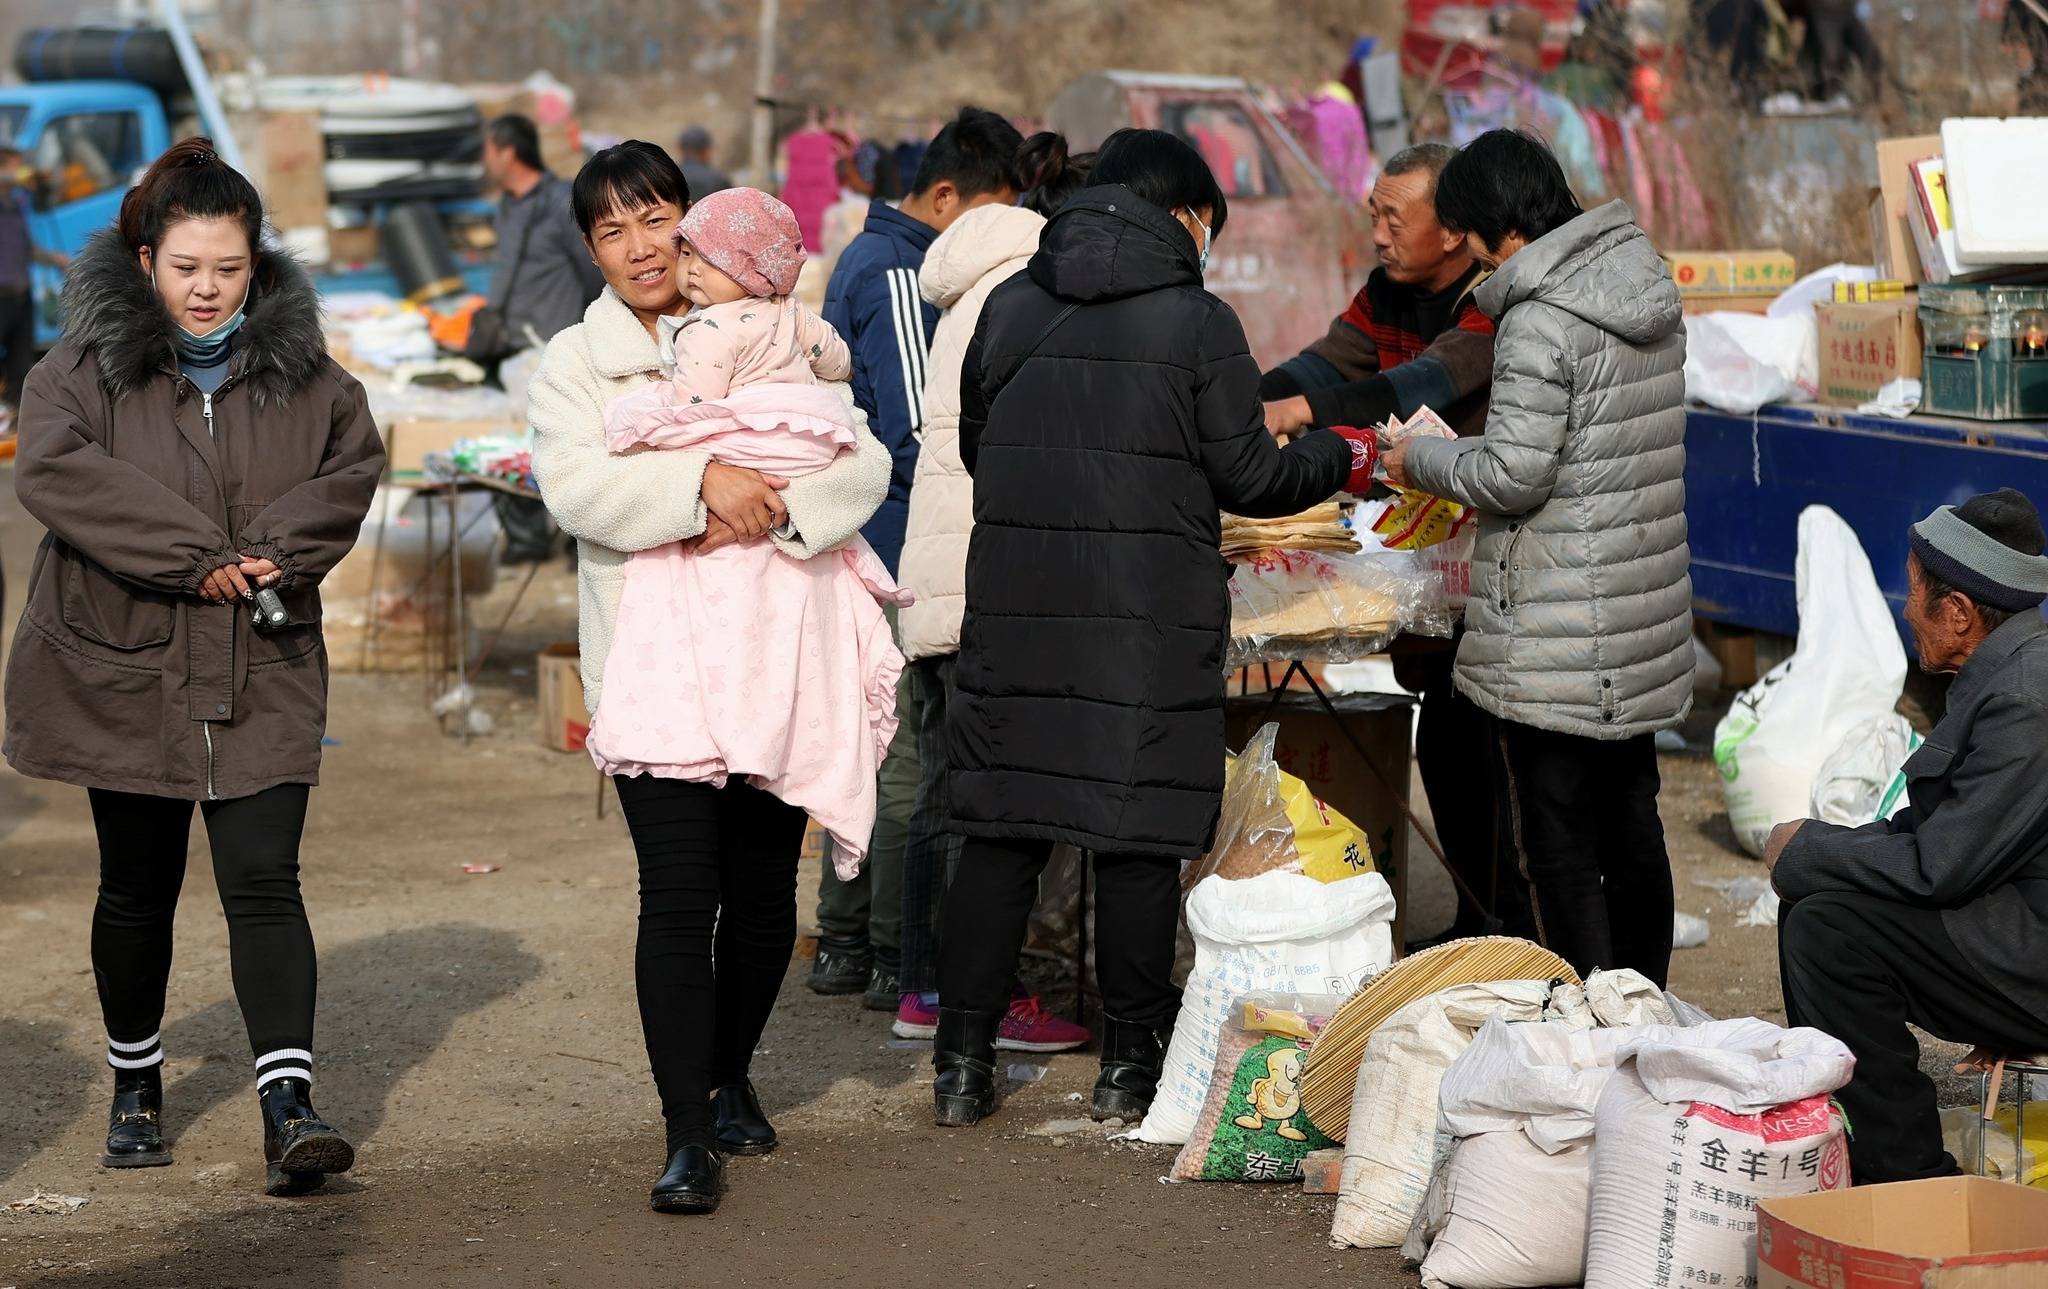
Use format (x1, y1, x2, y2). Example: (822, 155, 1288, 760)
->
(571, 140, 691, 237)
(1012, 132, 1095, 218)
(1090, 128, 1229, 236)
(116, 137, 263, 255)
(1433, 128, 1583, 251)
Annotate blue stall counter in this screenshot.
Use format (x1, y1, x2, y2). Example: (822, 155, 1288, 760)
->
(1685, 402, 2048, 645)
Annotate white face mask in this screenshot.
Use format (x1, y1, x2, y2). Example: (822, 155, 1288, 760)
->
(1184, 207, 1214, 273)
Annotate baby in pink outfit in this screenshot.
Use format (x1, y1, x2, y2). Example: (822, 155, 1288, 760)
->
(587, 187, 908, 878)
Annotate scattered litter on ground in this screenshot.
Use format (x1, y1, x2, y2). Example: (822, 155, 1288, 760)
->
(1027, 1118, 1098, 1138)
(1695, 875, 1782, 926)
(1006, 1063, 1047, 1083)
(321, 736, 343, 747)
(6, 1190, 88, 1215)
(884, 1038, 924, 1050)
(1673, 911, 1711, 949)
(462, 863, 502, 874)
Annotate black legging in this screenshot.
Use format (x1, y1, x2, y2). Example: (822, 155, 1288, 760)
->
(611, 775, 808, 1153)
(938, 836, 1181, 1030)
(89, 785, 315, 1070)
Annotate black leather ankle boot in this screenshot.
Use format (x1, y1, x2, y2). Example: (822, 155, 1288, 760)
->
(1092, 1016, 1167, 1122)
(711, 1081, 777, 1156)
(650, 1144, 726, 1214)
(103, 1065, 171, 1168)
(259, 1078, 354, 1197)
(932, 1007, 1002, 1127)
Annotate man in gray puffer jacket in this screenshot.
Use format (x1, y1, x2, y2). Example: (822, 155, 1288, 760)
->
(1386, 129, 1693, 987)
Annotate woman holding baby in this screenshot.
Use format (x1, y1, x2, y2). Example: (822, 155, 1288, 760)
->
(528, 141, 890, 1214)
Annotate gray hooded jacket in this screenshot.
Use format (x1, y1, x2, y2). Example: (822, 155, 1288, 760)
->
(1406, 200, 1694, 739)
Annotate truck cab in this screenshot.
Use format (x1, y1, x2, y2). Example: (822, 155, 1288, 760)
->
(1047, 71, 1373, 368)
(0, 80, 172, 346)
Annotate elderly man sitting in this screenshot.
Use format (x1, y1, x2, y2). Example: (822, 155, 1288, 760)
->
(1770, 488, 2048, 1184)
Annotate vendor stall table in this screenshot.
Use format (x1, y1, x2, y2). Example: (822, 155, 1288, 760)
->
(1685, 403, 2048, 647)
(407, 471, 555, 738)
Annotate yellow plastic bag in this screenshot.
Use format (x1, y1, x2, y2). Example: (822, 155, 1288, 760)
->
(1370, 486, 1475, 551)
(1186, 724, 1375, 889)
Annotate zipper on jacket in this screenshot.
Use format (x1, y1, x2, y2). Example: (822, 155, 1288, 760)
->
(202, 723, 219, 802)
(201, 390, 216, 439)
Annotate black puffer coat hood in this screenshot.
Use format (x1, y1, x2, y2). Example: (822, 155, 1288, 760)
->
(945, 188, 1350, 859)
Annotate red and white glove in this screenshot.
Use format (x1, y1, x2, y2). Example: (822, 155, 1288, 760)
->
(1329, 426, 1379, 495)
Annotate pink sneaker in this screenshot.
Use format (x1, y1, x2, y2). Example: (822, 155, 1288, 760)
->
(892, 991, 939, 1040)
(996, 995, 1089, 1053)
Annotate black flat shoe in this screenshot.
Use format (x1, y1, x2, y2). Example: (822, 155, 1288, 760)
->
(650, 1144, 726, 1214)
(861, 965, 902, 1012)
(260, 1077, 355, 1197)
(1092, 1016, 1168, 1122)
(103, 1066, 171, 1168)
(932, 1007, 1002, 1128)
(712, 1082, 777, 1156)
(807, 945, 871, 996)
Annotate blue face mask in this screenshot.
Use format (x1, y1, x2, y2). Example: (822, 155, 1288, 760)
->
(176, 306, 247, 367)
(1185, 208, 1214, 273)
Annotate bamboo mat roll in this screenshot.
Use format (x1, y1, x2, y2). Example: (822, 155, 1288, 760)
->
(1297, 937, 1578, 1141)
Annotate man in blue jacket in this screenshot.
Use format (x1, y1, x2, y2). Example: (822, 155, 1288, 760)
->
(810, 107, 1022, 1005)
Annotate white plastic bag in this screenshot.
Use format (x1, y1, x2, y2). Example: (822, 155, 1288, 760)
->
(1329, 981, 1553, 1248)
(1584, 1019, 1854, 1289)
(1713, 507, 1906, 856)
(1682, 311, 1818, 413)
(1810, 711, 1923, 827)
(1134, 870, 1395, 1145)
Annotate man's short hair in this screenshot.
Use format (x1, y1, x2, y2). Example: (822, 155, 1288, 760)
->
(487, 114, 545, 173)
(679, 125, 713, 155)
(1381, 143, 1456, 183)
(909, 107, 1024, 199)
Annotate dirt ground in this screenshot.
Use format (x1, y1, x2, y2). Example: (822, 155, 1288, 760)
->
(0, 472, 1962, 1289)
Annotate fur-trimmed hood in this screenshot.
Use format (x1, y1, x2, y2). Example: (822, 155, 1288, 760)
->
(60, 226, 329, 406)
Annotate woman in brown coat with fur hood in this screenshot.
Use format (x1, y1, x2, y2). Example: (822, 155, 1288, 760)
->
(4, 140, 381, 1195)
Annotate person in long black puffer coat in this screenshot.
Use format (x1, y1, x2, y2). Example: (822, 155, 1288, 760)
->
(932, 129, 1378, 1128)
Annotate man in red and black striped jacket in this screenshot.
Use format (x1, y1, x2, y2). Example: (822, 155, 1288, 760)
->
(1260, 143, 1531, 944)
(1260, 144, 1496, 438)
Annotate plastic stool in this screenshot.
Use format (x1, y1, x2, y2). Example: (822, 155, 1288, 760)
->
(1973, 1052, 2048, 1181)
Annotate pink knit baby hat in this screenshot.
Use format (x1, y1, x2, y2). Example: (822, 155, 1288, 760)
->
(678, 187, 807, 298)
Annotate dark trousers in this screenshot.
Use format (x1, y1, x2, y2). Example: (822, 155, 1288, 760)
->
(1398, 647, 1534, 939)
(815, 610, 916, 967)
(88, 785, 315, 1061)
(612, 774, 808, 1152)
(0, 288, 34, 411)
(1497, 720, 1674, 986)
(1779, 891, 2048, 1184)
(898, 654, 960, 993)
(939, 836, 1180, 1030)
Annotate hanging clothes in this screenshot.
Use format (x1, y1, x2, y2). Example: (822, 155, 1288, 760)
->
(781, 129, 845, 253)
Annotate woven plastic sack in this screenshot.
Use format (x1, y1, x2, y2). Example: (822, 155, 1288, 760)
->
(1169, 994, 1345, 1182)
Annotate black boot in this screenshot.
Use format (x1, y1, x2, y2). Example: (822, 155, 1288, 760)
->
(1092, 1017, 1167, 1122)
(932, 1008, 1002, 1127)
(711, 1081, 777, 1156)
(102, 1066, 171, 1168)
(650, 1144, 726, 1215)
(259, 1077, 354, 1197)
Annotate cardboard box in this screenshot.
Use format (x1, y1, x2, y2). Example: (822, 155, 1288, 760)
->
(1665, 249, 1798, 296)
(1758, 1176, 2048, 1288)
(1683, 292, 1777, 317)
(380, 417, 521, 478)
(1816, 297, 1924, 407)
(1876, 134, 1943, 286)
(328, 224, 380, 266)
(258, 111, 329, 238)
(537, 644, 591, 753)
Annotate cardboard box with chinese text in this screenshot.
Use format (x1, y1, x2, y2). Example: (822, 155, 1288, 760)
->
(1757, 1176, 2048, 1289)
(1665, 249, 1798, 297)
(1816, 298, 1924, 408)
